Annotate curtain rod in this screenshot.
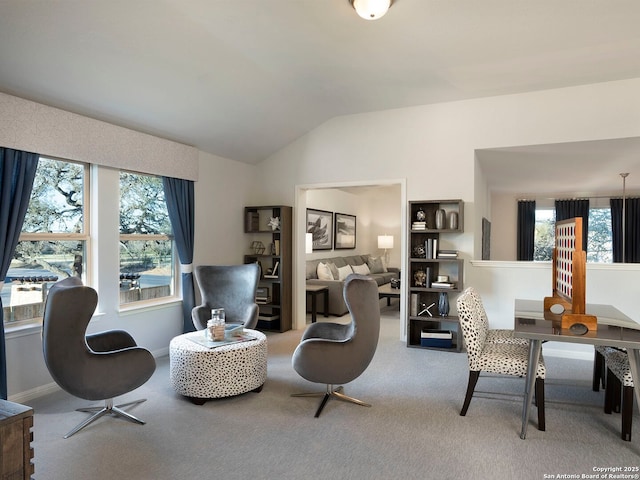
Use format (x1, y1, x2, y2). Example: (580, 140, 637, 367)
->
(517, 194, 639, 202)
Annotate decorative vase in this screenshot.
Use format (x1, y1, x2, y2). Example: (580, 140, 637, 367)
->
(438, 292, 449, 317)
(448, 211, 458, 230)
(435, 209, 446, 230)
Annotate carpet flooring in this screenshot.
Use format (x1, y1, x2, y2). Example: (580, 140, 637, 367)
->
(27, 305, 640, 479)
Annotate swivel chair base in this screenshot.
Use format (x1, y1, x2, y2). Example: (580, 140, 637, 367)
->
(291, 384, 370, 418)
(64, 398, 147, 438)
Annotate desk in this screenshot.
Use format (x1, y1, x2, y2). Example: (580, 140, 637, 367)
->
(306, 285, 329, 323)
(514, 299, 640, 439)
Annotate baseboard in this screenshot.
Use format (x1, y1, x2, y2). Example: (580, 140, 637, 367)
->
(8, 348, 169, 404)
(9, 382, 61, 404)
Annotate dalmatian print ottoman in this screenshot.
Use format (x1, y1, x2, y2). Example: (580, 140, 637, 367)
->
(170, 329, 267, 404)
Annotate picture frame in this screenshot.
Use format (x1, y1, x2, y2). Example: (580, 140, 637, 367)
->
(306, 208, 333, 250)
(334, 212, 356, 249)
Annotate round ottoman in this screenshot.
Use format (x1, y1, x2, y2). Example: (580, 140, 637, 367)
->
(169, 329, 267, 404)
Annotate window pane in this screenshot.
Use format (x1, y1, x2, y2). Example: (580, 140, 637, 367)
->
(587, 208, 612, 263)
(119, 170, 174, 305)
(533, 209, 555, 261)
(119, 172, 171, 235)
(3, 241, 86, 323)
(22, 158, 84, 234)
(119, 239, 174, 304)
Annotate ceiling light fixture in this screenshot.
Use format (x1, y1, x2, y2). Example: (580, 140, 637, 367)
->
(349, 0, 394, 21)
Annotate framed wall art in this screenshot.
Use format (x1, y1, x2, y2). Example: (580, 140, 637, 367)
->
(334, 212, 356, 249)
(306, 208, 333, 250)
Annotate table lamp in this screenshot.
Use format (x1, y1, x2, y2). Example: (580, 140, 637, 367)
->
(378, 235, 394, 266)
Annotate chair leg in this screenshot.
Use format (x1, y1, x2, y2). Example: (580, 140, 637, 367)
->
(611, 371, 622, 413)
(460, 371, 480, 416)
(593, 350, 606, 391)
(621, 385, 633, 442)
(291, 385, 371, 418)
(604, 369, 613, 414)
(64, 398, 147, 439)
(535, 377, 545, 431)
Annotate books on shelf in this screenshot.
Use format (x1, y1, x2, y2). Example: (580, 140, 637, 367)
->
(424, 238, 438, 259)
(264, 261, 279, 278)
(420, 329, 453, 348)
(431, 281, 456, 289)
(412, 221, 427, 230)
(437, 250, 458, 258)
(256, 297, 272, 305)
(258, 312, 280, 322)
(246, 211, 259, 232)
(421, 329, 453, 339)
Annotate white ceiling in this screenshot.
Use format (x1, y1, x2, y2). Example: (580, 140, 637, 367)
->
(1, 1, 640, 193)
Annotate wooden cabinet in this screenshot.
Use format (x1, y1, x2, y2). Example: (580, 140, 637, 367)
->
(0, 400, 34, 480)
(406, 200, 464, 352)
(244, 205, 292, 332)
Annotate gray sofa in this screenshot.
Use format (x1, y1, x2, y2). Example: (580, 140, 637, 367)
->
(306, 254, 399, 316)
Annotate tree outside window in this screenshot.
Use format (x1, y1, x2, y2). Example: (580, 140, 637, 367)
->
(533, 207, 612, 263)
(3, 158, 88, 324)
(119, 171, 175, 305)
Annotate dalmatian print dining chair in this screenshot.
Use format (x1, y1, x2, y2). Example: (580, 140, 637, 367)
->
(465, 287, 528, 346)
(457, 288, 546, 432)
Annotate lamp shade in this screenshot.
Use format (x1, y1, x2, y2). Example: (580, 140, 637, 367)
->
(378, 235, 394, 249)
(351, 0, 392, 20)
(305, 232, 314, 254)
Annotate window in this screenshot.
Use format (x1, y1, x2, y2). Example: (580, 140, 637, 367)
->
(2, 157, 88, 324)
(119, 171, 175, 305)
(533, 207, 612, 263)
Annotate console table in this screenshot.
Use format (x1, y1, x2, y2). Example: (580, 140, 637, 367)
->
(0, 399, 34, 479)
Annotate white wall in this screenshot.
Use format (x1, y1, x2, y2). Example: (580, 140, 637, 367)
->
(257, 77, 640, 354)
(304, 185, 401, 268)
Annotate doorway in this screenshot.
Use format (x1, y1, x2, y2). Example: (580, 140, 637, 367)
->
(294, 179, 407, 341)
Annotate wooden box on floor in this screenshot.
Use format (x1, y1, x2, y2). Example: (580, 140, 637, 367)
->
(0, 399, 34, 480)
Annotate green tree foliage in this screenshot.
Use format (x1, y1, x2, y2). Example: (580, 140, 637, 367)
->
(587, 208, 612, 263)
(534, 213, 555, 261)
(119, 172, 171, 235)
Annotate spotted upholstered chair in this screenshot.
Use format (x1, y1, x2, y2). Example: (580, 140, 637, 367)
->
(457, 287, 546, 431)
(465, 286, 528, 346)
(602, 347, 633, 441)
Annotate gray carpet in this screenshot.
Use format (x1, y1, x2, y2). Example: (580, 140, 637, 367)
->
(28, 305, 640, 479)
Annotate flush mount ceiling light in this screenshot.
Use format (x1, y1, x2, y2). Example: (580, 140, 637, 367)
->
(349, 0, 394, 20)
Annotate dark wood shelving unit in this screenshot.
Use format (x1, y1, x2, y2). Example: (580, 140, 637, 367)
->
(244, 205, 292, 332)
(406, 199, 464, 352)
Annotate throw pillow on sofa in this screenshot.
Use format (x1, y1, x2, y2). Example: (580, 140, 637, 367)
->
(317, 262, 334, 281)
(327, 262, 340, 280)
(367, 256, 386, 274)
(337, 264, 353, 280)
(352, 263, 370, 275)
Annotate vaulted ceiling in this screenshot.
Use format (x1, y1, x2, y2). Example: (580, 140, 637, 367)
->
(1, 1, 640, 193)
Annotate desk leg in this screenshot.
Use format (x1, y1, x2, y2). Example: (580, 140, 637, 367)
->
(520, 339, 542, 440)
(626, 349, 640, 412)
